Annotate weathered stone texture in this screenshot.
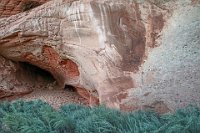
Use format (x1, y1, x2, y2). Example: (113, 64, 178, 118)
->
(0, 0, 49, 18)
(0, 0, 200, 112)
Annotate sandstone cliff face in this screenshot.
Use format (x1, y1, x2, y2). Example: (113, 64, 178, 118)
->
(0, 0, 51, 99)
(0, 0, 200, 112)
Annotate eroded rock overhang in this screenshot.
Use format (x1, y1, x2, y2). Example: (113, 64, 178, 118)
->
(0, 0, 200, 112)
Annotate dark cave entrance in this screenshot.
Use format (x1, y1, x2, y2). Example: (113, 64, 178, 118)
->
(16, 62, 56, 87)
(64, 85, 76, 92)
(1, 61, 90, 106)
(16, 62, 78, 92)
(15, 61, 90, 105)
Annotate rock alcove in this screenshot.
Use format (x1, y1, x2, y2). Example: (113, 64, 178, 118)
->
(16, 61, 86, 95)
(16, 62, 56, 87)
(0, 57, 90, 107)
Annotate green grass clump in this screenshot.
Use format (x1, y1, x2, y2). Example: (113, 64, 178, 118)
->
(0, 100, 200, 133)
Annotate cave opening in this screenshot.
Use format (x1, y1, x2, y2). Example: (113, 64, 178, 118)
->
(64, 85, 76, 92)
(12, 61, 90, 107)
(22, 1, 41, 12)
(16, 62, 78, 92)
(16, 62, 56, 88)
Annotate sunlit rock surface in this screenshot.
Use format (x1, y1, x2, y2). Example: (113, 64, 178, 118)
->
(0, 0, 200, 112)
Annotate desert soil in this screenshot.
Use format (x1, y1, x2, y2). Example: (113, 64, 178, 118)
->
(0, 88, 89, 109)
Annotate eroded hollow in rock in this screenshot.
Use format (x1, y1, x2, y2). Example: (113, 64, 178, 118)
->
(16, 62, 56, 87)
(7, 59, 97, 107)
(22, 1, 41, 12)
(64, 85, 76, 92)
(0, 61, 90, 107)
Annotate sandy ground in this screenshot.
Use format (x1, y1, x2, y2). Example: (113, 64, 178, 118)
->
(0, 88, 89, 109)
(21, 89, 89, 109)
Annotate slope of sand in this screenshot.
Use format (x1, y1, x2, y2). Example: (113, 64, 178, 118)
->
(1, 88, 89, 109)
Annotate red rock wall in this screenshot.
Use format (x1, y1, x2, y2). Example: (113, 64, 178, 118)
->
(0, 0, 49, 18)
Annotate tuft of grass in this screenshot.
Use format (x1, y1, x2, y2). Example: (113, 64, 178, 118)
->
(0, 100, 200, 133)
(22, 1, 41, 12)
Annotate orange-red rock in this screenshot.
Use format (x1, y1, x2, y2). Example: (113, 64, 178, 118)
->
(0, 0, 49, 18)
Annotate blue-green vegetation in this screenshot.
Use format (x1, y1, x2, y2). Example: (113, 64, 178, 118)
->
(0, 100, 200, 133)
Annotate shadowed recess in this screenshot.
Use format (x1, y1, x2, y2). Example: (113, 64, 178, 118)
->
(22, 1, 41, 11)
(16, 62, 56, 84)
